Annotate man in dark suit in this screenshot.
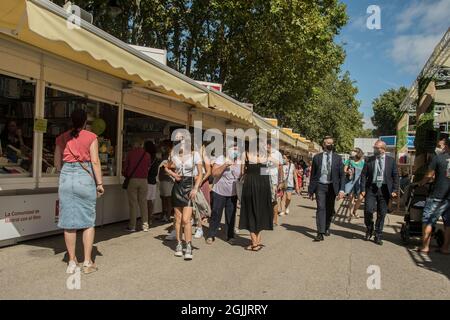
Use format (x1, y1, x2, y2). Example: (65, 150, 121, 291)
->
(308, 136, 345, 241)
(361, 140, 399, 245)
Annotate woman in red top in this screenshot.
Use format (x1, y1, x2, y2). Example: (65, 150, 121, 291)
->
(55, 109, 104, 275)
(123, 138, 151, 232)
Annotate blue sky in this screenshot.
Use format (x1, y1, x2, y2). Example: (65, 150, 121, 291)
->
(336, 0, 449, 129)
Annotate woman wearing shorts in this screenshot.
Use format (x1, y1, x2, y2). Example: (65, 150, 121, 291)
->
(164, 132, 203, 260)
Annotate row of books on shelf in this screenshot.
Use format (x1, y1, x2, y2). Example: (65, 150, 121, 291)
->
(45, 101, 98, 118)
(0, 77, 34, 99)
(0, 102, 34, 118)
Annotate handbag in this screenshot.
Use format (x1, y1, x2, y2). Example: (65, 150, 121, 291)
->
(193, 189, 211, 218)
(190, 152, 211, 218)
(123, 150, 146, 190)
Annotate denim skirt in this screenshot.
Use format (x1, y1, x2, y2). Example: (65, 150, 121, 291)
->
(58, 162, 97, 229)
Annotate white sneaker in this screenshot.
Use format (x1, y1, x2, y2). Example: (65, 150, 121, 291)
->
(278, 211, 286, 216)
(142, 223, 150, 232)
(234, 227, 240, 234)
(66, 260, 79, 274)
(194, 227, 203, 239)
(285, 208, 290, 215)
(184, 242, 193, 260)
(174, 242, 183, 257)
(165, 229, 177, 241)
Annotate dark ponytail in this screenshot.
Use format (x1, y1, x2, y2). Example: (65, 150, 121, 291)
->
(70, 109, 87, 138)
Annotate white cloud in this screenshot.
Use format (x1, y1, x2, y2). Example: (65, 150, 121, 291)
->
(379, 78, 400, 88)
(389, 34, 442, 74)
(396, 0, 450, 34)
(363, 117, 375, 130)
(347, 15, 367, 32)
(389, 0, 450, 74)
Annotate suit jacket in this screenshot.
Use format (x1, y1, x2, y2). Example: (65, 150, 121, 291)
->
(361, 155, 399, 195)
(308, 152, 345, 195)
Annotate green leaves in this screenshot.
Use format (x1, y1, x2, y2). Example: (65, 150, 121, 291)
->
(53, 0, 364, 150)
(371, 87, 409, 136)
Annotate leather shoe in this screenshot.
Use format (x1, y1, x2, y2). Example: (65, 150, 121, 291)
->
(314, 233, 324, 242)
(325, 229, 331, 237)
(374, 237, 383, 245)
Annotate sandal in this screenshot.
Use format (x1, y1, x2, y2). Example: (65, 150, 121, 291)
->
(82, 262, 98, 274)
(245, 244, 255, 251)
(251, 245, 263, 252)
(352, 212, 360, 218)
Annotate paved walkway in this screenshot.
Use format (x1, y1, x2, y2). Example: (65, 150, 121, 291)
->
(0, 194, 449, 299)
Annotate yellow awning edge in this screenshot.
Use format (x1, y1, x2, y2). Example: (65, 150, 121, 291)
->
(1, 0, 209, 108)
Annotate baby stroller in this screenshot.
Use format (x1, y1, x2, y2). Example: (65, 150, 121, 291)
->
(400, 184, 445, 246)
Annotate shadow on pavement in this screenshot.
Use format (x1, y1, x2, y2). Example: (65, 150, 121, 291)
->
(335, 200, 450, 279)
(154, 223, 251, 253)
(16, 218, 172, 263)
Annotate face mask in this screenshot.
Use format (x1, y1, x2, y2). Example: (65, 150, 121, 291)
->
(373, 148, 381, 156)
(155, 152, 162, 159)
(228, 149, 239, 160)
(325, 145, 333, 151)
(435, 147, 443, 155)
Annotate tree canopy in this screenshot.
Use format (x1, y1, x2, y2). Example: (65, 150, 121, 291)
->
(56, 0, 364, 149)
(371, 87, 409, 137)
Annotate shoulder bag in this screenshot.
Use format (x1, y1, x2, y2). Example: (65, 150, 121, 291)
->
(191, 152, 211, 218)
(123, 150, 146, 190)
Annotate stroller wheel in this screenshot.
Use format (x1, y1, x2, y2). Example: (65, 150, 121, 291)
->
(435, 229, 445, 247)
(401, 224, 410, 244)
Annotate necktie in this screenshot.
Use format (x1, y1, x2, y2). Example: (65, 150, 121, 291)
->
(376, 157, 383, 188)
(326, 153, 332, 181)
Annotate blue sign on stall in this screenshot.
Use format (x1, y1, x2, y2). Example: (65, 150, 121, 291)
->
(379, 135, 415, 149)
(407, 136, 415, 149)
(379, 136, 396, 147)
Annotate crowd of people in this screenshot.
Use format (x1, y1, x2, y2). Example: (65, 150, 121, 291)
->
(54, 110, 449, 274)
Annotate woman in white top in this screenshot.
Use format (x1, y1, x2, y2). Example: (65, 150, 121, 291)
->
(279, 154, 300, 216)
(164, 132, 203, 260)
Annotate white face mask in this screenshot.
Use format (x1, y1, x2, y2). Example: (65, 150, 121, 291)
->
(228, 148, 239, 160)
(435, 147, 443, 155)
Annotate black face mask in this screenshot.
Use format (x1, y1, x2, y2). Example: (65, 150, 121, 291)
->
(324, 145, 333, 151)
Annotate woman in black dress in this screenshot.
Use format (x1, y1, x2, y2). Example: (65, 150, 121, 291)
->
(239, 144, 273, 251)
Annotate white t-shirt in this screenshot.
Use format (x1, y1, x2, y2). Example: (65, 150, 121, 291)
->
(212, 155, 241, 197)
(283, 163, 296, 188)
(171, 151, 202, 177)
(267, 149, 283, 186)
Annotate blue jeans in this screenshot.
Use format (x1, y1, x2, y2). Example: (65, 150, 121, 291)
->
(423, 198, 450, 226)
(207, 192, 238, 240)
